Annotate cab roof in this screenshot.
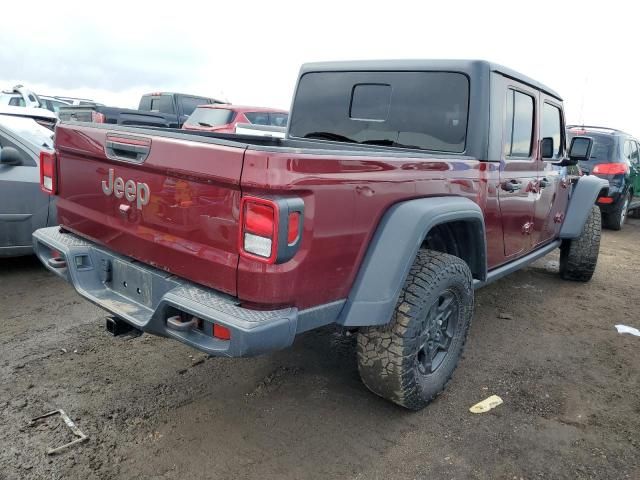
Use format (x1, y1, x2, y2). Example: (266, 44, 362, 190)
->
(299, 59, 562, 101)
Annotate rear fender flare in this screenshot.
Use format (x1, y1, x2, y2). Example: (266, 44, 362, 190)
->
(560, 175, 609, 239)
(337, 197, 486, 327)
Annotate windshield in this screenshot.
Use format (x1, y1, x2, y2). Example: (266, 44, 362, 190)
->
(289, 71, 470, 153)
(0, 114, 54, 149)
(184, 108, 234, 127)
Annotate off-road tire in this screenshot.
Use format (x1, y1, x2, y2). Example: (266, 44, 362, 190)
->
(603, 192, 630, 230)
(357, 250, 474, 410)
(559, 205, 601, 282)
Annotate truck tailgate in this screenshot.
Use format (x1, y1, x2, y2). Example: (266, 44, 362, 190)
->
(54, 123, 244, 296)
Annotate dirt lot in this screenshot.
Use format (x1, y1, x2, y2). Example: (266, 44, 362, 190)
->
(1, 220, 639, 480)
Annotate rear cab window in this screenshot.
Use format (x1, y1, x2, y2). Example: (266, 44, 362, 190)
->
(183, 108, 235, 128)
(143, 95, 175, 114)
(288, 71, 470, 153)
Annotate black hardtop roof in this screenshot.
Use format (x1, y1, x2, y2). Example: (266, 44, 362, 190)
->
(299, 59, 562, 101)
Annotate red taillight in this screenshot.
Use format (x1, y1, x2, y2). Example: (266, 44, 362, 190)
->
(39, 151, 57, 194)
(592, 163, 629, 175)
(239, 196, 304, 264)
(91, 111, 105, 123)
(213, 324, 231, 340)
(245, 203, 275, 237)
(240, 197, 279, 263)
(597, 196, 614, 204)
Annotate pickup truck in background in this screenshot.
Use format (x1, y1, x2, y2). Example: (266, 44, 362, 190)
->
(34, 60, 607, 410)
(58, 92, 225, 128)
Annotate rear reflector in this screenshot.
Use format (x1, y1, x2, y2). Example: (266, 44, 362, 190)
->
(213, 324, 231, 340)
(597, 196, 614, 204)
(287, 212, 300, 245)
(244, 233, 272, 258)
(40, 151, 57, 194)
(592, 162, 629, 175)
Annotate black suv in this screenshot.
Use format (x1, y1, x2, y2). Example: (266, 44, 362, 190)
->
(567, 126, 640, 230)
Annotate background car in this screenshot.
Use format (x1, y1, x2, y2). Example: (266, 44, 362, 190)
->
(567, 125, 640, 229)
(0, 104, 57, 130)
(37, 95, 71, 113)
(0, 115, 57, 257)
(182, 105, 288, 133)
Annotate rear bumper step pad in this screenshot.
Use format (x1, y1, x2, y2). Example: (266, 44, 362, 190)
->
(33, 227, 299, 357)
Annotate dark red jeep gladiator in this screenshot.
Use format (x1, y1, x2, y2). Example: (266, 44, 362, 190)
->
(34, 60, 608, 410)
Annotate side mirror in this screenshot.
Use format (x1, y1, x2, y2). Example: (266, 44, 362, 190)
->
(541, 137, 554, 159)
(0, 146, 23, 166)
(568, 136, 593, 162)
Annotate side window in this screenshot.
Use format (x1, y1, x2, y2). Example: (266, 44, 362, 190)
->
(542, 103, 562, 158)
(245, 112, 270, 125)
(270, 113, 288, 127)
(504, 89, 535, 158)
(180, 97, 206, 117)
(629, 141, 639, 164)
(0, 132, 36, 167)
(8, 97, 25, 107)
(623, 141, 633, 162)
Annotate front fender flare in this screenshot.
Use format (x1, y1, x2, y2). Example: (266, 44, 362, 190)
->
(337, 197, 486, 327)
(560, 175, 609, 239)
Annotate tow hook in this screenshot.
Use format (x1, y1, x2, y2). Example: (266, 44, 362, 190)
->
(105, 316, 141, 337)
(166, 315, 197, 331)
(47, 257, 67, 269)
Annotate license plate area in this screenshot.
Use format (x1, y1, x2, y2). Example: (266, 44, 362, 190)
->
(110, 260, 153, 307)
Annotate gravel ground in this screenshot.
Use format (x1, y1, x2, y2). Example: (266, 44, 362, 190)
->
(1, 218, 639, 480)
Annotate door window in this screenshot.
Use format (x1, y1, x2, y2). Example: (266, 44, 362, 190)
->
(269, 113, 288, 127)
(504, 90, 534, 158)
(542, 103, 562, 158)
(625, 141, 638, 164)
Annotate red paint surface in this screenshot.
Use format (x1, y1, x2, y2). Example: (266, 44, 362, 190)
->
(54, 123, 569, 310)
(55, 123, 242, 296)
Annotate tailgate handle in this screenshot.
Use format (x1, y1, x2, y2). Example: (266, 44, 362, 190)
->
(105, 134, 151, 163)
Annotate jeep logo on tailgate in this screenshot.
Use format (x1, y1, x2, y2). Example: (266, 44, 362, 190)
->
(101, 168, 150, 210)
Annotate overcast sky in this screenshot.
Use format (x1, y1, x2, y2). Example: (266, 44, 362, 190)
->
(2, 0, 638, 135)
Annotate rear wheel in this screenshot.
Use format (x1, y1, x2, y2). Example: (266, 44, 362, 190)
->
(603, 192, 630, 230)
(560, 205, 601, 282)
(357, 250, 473, 410)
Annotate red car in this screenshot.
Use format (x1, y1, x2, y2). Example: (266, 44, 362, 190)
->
(182, 104, 288, 133)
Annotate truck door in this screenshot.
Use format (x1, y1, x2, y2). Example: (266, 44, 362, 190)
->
(0, 129, 50, 252)
(498, 87, 538, 258)
(533, 98, 567, 246)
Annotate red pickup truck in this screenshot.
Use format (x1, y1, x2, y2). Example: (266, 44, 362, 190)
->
(33, 60, 607, 410)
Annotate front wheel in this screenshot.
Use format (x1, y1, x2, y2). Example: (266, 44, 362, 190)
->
(559, 205, 602, 282)
(357, 250, 474, 410)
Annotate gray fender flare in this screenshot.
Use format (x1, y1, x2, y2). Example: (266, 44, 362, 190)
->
(337, 197, 486, 327)
(560, 175, 609, 239)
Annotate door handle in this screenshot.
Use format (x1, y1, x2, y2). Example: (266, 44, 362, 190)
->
(501, 180, 522, 192)
(539, 177, 550, 188)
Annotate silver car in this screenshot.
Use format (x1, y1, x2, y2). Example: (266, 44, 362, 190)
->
(0, 115, 56, 257)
